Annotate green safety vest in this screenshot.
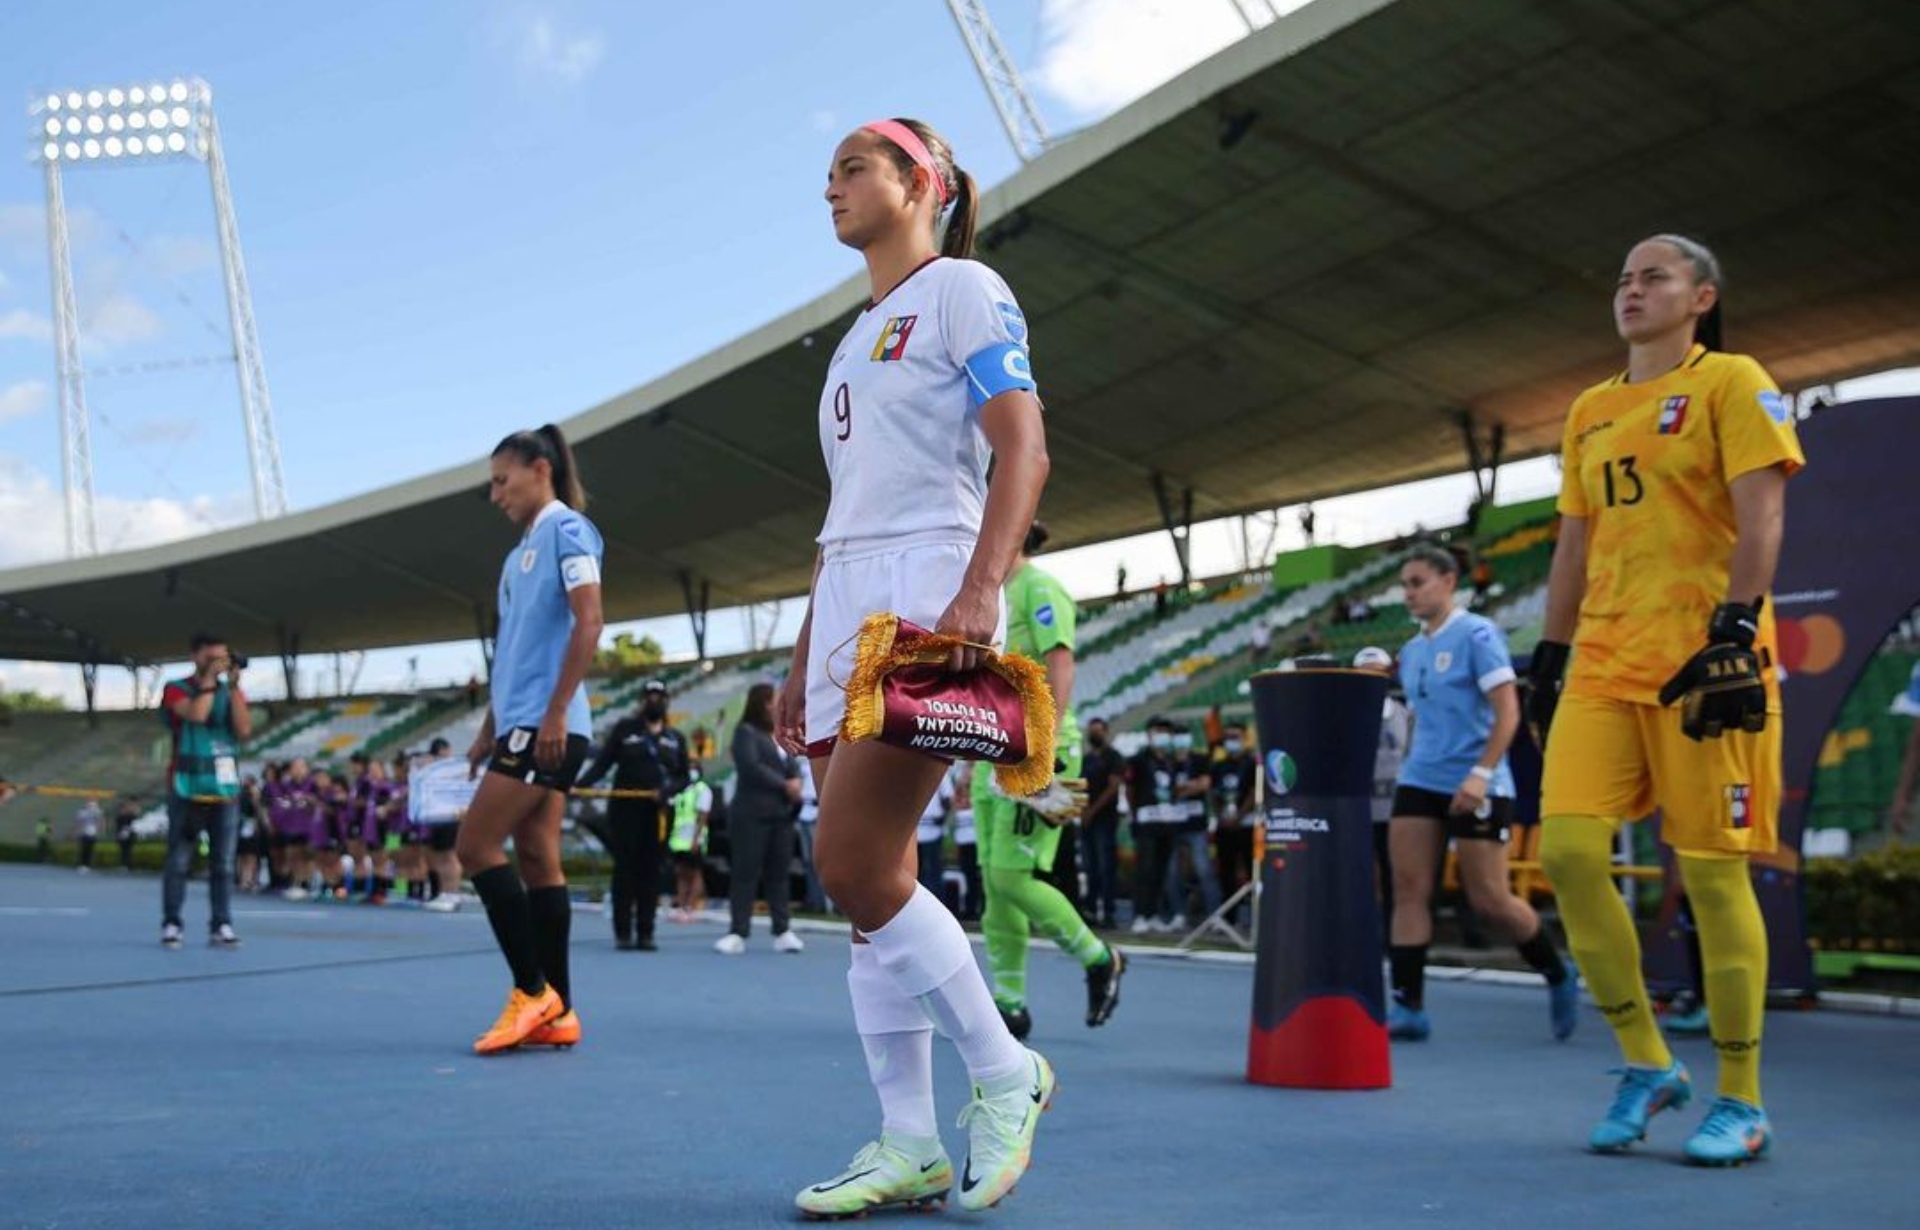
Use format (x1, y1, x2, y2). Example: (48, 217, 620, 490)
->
(669, 781, 713, 853)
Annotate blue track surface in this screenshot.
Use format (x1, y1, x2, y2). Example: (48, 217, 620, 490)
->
(3, 865, 1914, 1228)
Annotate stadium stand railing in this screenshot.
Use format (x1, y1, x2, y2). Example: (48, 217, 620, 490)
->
(1104, 551, 1403, 725)
(1807, 647, 1919, 837)
(242, 702, 341, 758)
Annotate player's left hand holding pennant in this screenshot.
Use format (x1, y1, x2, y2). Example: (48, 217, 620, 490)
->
(1657, 599, 1768, 741)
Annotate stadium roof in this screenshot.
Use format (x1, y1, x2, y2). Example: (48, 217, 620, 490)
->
(5, 0, 1918, 667)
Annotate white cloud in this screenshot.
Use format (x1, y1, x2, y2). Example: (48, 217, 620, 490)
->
(143, 235, 220, 279)
(124, 417, 202, 446)
(0, 307, 52, 344)
(1030, 0, 1310, 120)
(0, 294, 167, 350)
(0, 380, 48, 423)
(0, 202, 105, 261)
(84, 292, 164, 348)
(515, 15, 607, 83)
(0, 452, 250, 568)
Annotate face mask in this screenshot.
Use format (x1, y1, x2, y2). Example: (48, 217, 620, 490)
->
(1148, 733, 1172, 750)
(643, 700, 667, 719)
(1087, 733, 1106, 749)
(1224, 739, 1243, 754)
(1173, 734, 1192, 751)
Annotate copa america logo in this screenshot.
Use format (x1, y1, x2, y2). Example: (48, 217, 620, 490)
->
(1265, 749, 1297, 795)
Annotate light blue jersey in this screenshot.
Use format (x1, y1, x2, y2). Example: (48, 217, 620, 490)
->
(493, 501, 603, 736)
(1397, 608, 1517, 798)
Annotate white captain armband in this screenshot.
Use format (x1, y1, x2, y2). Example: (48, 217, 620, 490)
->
(560, 555, 601, 590)
(963, 342, 1036, 410)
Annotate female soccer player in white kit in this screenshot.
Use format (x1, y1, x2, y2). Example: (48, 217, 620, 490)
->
(779, 118, 1054, 1219)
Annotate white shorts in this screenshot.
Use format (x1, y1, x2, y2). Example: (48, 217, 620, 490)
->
(805, 536, 1005, 755)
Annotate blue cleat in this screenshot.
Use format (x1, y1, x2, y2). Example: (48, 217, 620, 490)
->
(1664, 1002, 1711, 1035)
(1589, 1061, 1692, 1153)
(1550, 977, 1579, 1041)
(1685, 1097, 1772, 1167)
(1387, 1002, 1430, 1041)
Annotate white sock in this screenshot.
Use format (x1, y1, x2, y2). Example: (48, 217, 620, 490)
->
(863, 883, 1027, 1087)
(848, 944, 938, 1140)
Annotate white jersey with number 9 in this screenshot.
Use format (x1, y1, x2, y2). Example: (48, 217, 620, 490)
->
(815, 256, 1037, 550)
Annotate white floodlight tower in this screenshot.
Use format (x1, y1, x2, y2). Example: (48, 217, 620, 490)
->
(946, 0, 1052, 163)
(28, 78, 289, 558)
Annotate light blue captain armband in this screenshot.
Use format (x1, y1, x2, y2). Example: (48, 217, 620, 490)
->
(964, 342, 1036, 409)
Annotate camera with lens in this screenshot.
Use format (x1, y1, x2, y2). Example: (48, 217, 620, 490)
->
(229, 652, 250, 670)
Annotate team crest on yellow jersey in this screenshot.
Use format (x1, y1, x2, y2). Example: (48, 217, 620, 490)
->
(1725, 783, 1752, 829)
(1657, 395, 1689, 435)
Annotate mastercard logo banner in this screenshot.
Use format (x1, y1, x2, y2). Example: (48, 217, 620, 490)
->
(1775, 614, 1845, 675)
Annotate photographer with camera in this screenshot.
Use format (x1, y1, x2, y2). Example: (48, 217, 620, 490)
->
(158, 632, 254, 948)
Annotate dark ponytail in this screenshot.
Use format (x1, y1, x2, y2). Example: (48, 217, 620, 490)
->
(875, 118, 976, 259)
(492, 423, 588, 512)
(942, 167, 978, 259)
(1696, 301, 1724, 352)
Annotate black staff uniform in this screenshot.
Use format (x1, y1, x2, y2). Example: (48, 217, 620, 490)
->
(578, 716, 689, 947)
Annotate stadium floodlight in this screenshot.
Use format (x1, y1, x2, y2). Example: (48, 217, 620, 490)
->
(26, 77, 289, 557)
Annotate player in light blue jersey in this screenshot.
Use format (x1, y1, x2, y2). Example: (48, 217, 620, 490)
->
(1386, 544, 1576, 1043)
(459, 424, 604, 1055)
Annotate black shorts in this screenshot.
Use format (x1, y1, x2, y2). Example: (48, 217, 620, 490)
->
(671, 850, 704, 869)
(1390, 785, 1513, 843)
(425, 823, 460, 853)
(486, 728, 590, 794)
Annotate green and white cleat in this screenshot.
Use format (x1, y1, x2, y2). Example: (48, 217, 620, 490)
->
(795, 1135, 953, 1220)
(956, 1048, 1056, 1211)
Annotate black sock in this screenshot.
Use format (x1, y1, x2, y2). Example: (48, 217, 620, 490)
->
(428, 870, 442, 897)
(1516, 923, 1568, 986)
(528, 886, 573, 1010)
(1389, 944, 1427, 1009)
(472, 865, 545, 995)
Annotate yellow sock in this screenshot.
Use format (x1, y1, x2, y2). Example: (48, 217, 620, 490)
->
(1541, 816, 1672, 1069)
(1678, 852, 1767, 1106)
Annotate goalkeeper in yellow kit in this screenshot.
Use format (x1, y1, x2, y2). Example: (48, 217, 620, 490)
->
(1532, 235, 1804, 1166)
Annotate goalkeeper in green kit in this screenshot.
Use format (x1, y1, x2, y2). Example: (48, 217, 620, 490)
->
(973, 522, 1126, 1040)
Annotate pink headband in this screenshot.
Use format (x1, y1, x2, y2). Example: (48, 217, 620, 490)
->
(863, 119, 951, 207)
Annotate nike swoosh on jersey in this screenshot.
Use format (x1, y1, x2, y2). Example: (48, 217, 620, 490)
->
(810, 1168, 878, 1193)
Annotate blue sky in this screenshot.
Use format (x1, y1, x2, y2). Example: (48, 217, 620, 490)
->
(1, 1, 1911, 706)
(0, 0, 1292, 702)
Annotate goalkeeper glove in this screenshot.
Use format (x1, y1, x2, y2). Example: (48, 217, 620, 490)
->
(1657, 600, 1768, 742)
(1525, 640, 1571, 749)
(987, 771, 1088, 826)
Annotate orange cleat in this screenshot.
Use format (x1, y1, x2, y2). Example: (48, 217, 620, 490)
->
(524, 1009, 581, 1049)
(473, 986, 564, 1055)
